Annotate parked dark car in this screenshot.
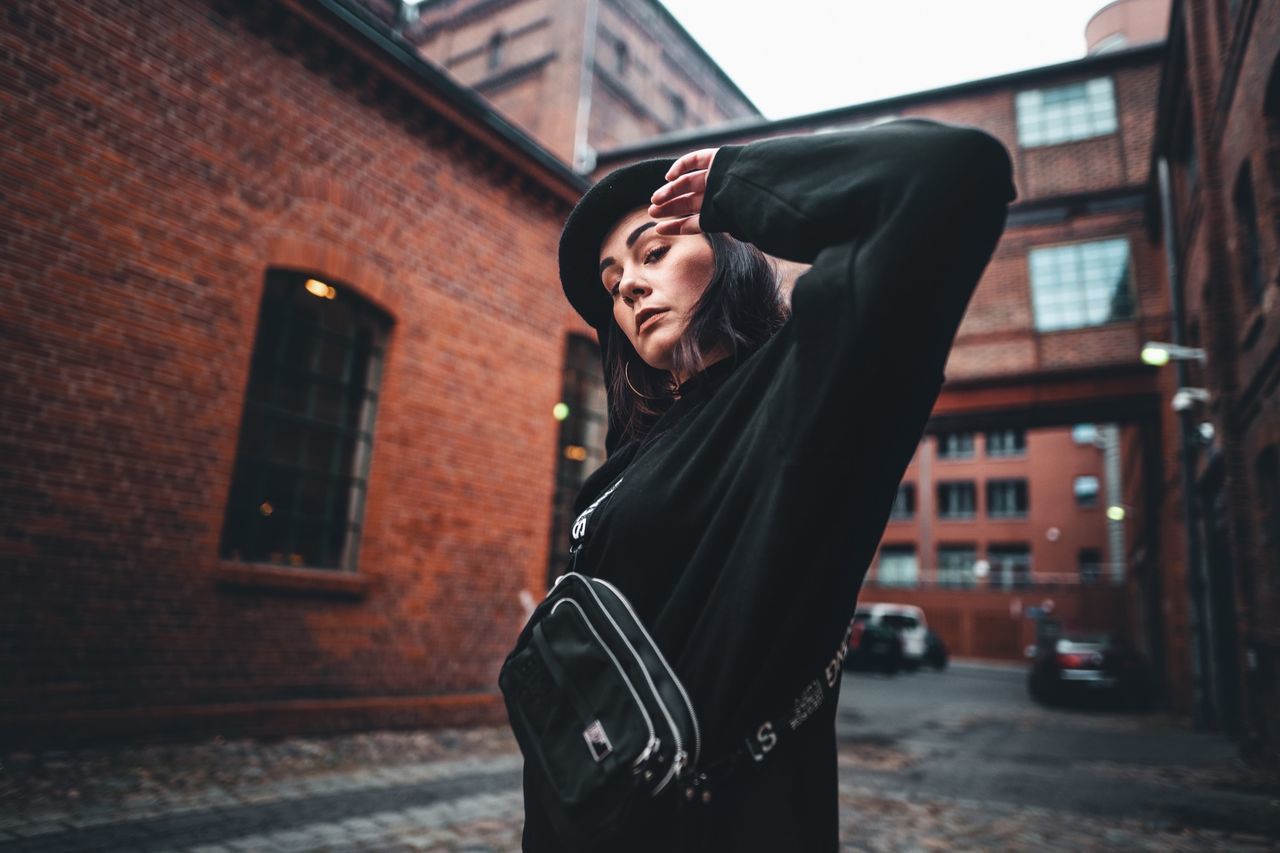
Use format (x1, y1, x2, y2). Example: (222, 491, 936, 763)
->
(1027, 629, 1152, 709)
(843, 613, 904, 674)
(923, 627, 949, 671)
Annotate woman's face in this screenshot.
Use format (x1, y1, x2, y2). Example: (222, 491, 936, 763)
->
(598, 207, 715, 373)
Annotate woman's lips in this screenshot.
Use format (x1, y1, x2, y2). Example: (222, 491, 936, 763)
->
(637, 309, 668, 334)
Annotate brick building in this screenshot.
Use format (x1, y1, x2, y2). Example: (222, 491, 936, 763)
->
(396, 0, 760, 168)
(7, 0, 1277, 766)
(1, 0, 587, 743)
(589, 15, 1172, 665)
(1145, 0, 1280, 762)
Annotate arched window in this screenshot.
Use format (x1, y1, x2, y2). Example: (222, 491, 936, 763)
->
(1233, 160, 1264, 305)
(220, 269, 392, 571)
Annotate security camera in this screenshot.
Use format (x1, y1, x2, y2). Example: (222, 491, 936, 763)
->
(1171, 387, 1210, 412)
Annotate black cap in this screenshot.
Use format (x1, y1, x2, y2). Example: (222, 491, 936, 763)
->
(558, 158, 676, 329)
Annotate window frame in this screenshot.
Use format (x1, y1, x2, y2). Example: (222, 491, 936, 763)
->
(1078, 548, 1104, 585)
(937, 480, 977, 520)
(889, 482, 916, 520)
(1074, 475, 1101, 508)
(876, 545, 919, 588)
(937, 431, 976, 460)
(1028, 237, 1135, 332)
(1015, 76, 1118, 148)
(987, 478, 1029, 519)
(987, 543, 1033, 589)
(985, 429, 1026, 458)
(218, 269, 391, 573)
(937, 544, 978, 589)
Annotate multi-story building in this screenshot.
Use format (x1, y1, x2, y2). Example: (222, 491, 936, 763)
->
(7, 0, 1276, 766)
(1144, 0, 1280, 760)
(864, 427, 1119, 661)
(396, 0, 760, 167)
(584, 0, 1173, 665)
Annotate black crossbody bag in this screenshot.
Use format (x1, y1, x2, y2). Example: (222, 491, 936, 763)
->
(499, 475, 854, 848)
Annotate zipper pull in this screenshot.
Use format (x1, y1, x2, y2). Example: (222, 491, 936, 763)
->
(634, 736, 661, 778)
(672, 749, 688, 777)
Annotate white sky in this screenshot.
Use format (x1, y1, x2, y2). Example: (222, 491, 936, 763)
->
(660, 1, 1119, 119)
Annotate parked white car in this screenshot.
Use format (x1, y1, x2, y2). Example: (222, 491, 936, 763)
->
(855, 604, 929, 669)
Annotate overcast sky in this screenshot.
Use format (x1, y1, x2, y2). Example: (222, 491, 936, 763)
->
(660, 0, 1119, 119)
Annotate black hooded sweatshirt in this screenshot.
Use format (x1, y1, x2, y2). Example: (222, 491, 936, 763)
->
(521, 119, 1016, 852)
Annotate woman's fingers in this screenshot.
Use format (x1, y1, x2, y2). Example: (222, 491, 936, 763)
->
(648, 189, 702, 221)
(665, 148, 717, 182)
(648, 147, 718, 234)
(650, 168, 708, 206)
(652, 214, 702, 236)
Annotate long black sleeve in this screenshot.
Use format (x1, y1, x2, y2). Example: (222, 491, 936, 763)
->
(700, 120, 1015, 457)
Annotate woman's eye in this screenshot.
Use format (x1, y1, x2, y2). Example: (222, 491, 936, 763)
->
(644, 245, 668, 264)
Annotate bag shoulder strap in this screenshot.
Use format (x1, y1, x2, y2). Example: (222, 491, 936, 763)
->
(682, 614, 857, 804)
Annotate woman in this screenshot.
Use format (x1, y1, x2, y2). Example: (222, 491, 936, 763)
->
(523, 119, 1015, 851)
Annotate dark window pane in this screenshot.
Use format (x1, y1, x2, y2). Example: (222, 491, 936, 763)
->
(547, 335, 609, 586)
(220, 270, 391, 572)
(938, 482, 977, 519)
(988, 545, 1032, 589)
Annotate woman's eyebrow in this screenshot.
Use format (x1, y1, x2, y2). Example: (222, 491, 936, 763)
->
(598, 221, 658, 275)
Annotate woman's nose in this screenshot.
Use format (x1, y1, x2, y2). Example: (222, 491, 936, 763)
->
(619, 276, 650, 300)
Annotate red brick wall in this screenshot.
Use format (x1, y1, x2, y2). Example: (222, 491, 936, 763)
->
(870, 428, 1115, 661)
(1, 0, 576, 742)
(1167, 0, 1280, 752)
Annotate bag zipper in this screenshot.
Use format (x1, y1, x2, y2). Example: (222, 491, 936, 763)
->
(569, 574, 698, 794)
(594, 577, 702, 773)
(549, 597, 660, 771)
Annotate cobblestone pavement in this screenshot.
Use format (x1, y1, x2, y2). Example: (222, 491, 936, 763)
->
(1, 720, 1276, 851)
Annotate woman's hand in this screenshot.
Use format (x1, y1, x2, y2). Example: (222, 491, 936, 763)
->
(648, 148, 718, 236)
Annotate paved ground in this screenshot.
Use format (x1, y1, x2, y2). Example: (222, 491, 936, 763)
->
(1, 662, 1276, 851)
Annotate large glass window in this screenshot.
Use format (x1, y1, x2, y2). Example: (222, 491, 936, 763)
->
(988, 544, 1032, 589)
(938, 545, 978, 589)
(1016, 77, 1117, 147)
(987, 479, 1029, 518)
(1029, 238, 1134, 331)
(877, 546, 919, 588)
(938, 481, 976, 519)
(219, 270, 390, 571)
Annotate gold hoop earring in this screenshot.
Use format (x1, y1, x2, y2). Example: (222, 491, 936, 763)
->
(624, 362, 662, 400)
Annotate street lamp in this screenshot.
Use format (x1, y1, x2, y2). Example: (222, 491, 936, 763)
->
(1141, 341, 1207, 366)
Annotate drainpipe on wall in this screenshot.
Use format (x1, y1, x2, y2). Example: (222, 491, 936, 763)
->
(1102, 424, 1126, 584)
(1157, 155, 1214, 730)
(573, 0, 599, 173)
